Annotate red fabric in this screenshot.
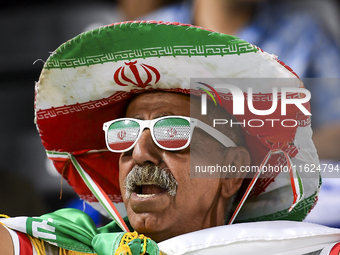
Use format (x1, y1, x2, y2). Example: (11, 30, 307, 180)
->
(330, 242, 340, 255)
(17, 232, 33, 255)
(52, 151, 122, 203)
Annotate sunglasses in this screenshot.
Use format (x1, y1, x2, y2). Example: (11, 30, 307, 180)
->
(103, 116, 237, 153)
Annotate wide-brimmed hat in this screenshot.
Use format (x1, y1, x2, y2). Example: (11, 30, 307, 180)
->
(35, 21, 320, 230)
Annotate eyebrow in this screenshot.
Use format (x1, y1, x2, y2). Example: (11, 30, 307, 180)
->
(154, 112, 177, 118)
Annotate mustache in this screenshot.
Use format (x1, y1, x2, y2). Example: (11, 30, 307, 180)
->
(124, 164, 178, 199)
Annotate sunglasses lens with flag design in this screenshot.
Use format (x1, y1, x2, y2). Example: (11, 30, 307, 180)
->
(153, 117, 190, 150)
(107, 119, 140, 151)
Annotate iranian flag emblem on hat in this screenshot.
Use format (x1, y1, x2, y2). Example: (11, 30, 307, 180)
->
(114, 60, 161, 88)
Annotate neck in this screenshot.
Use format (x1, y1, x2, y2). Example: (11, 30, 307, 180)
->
(193, 0, 255, 35)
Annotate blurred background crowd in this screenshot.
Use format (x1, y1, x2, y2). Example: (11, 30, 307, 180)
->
(1, 0, 340, 227)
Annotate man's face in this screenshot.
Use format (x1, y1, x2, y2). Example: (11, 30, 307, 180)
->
(119, 92, 238, 242)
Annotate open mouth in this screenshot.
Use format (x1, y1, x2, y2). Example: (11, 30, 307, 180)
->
(134, 182, 168, 198)
(124, 165, 178, 199)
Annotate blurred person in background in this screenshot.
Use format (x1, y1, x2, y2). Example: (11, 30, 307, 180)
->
(116, 0, 190, 24)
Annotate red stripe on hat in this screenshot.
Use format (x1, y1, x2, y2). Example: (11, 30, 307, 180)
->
(329, 242, 340, 255)
(17, 232, 33, 255)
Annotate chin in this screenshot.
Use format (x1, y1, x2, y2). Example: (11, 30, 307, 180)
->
(128, 212, 177, 242)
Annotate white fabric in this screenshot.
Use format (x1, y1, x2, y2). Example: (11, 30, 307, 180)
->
(319, 242, 339, 255)
(36, 53, 297, 110)
(158, 221, 340, 255)
(0, 217, 28, 234)
(32, 241, 38, 255)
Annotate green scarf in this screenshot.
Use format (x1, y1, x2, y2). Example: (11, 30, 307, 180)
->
(0, 208, 161, 255)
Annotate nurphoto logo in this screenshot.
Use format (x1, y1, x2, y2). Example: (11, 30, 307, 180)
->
(196, 80, 311, 128)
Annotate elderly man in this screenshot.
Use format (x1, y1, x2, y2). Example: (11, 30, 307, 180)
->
(1, 21, 340, 255)
(117, 91, 249, 243)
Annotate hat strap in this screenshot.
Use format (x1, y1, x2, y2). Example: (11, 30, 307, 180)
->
(228, 149, 305, 224)
(46, 150, 130, 232)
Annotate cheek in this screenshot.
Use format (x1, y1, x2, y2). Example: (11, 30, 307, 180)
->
(162, 150, 221, 196)
(191, 133, 225, 163)
(177, 178, 221, 220)
(162, 151, 191, 179)
(187, 179, 220, 198)
(166, 152, 220, 202)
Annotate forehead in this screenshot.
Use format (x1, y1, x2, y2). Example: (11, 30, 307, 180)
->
(126, 92, 194, 118)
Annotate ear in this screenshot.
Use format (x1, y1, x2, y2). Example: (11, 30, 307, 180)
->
(220, 146, 251, 198)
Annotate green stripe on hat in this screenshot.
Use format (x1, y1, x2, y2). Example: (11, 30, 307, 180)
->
(236, 192, 318, 223)
(45, 21, 258, 70)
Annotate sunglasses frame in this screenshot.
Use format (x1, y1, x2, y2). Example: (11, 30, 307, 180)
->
(103, 116, 237, 153)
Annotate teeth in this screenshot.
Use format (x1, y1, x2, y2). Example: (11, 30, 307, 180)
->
(137, 194, 156, 198)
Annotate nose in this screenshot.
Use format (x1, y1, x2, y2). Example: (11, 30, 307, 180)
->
(132, 128, 163, 166)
